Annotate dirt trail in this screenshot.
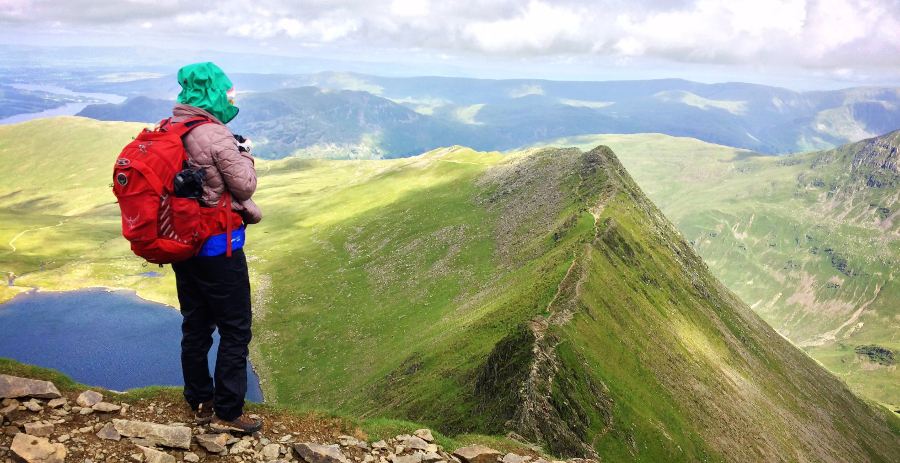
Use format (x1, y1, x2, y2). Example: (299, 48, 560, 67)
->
(5, 220, 67, 253)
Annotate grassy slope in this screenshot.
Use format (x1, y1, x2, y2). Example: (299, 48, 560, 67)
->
(2, 118, 900, 461)
(525, 132, 900, 409)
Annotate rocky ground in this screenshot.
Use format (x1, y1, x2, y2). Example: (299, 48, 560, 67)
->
(1, 375, 594, 463)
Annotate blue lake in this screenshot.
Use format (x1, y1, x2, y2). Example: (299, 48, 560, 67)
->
(0, 288, 263, 402)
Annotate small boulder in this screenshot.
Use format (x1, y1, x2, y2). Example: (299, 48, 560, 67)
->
(1, 399, 19, 414)
(422, 453, 443, 463)
(0, 375, 61, 400)
(196, 433, 230, 453)
(413, 429, 434, 443)
(24, 421, 54, 437)
(183, 452, 200, 463)
(338, 435, 360, 447)
(401, 436, 429, 451)
(453, 445, 502, 463)
(96, 423, 121, 441)
(502, 455, 530, 463)
(372, 440, 389, 449)
(261, 443, 282, 459)
(231, 439, 254, 455)
(293, 442, 350, 463)
(75, 391, 102, 408)
(46, 398, 66, 409)
(137, 445, 176, 463)
(113, 419, 191, 449)
(10, 433, 67, 463)
(393, 453, 424, 463)
(92, 402, 121, 413)
(5, 424, 20, 435)
(24, 399, 43, 412)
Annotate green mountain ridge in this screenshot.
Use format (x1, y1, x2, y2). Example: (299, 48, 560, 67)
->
(524, 129, 900, 410)
(2, 117, 900, 461)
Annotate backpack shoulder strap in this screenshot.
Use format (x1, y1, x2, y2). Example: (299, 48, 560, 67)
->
(159, 116, 213, 137)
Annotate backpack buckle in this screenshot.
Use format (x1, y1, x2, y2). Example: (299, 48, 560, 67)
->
(117, 159, 130, 166)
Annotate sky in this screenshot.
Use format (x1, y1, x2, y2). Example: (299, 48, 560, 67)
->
(2, 0, 900, 90)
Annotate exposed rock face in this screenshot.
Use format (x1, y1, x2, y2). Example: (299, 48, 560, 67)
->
(76, 390, 103, 407)
(294, 442, 351, 463)
(112, 419, 192, 449)
(453, 445, 503, 463)
(10, 433, 67, 463)
(0, 375, 61, 400)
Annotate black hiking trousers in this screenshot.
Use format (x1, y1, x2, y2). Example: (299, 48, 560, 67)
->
(172, 247, 252, 422)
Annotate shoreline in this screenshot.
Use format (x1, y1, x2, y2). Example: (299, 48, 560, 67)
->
(0, 284, 266, 403)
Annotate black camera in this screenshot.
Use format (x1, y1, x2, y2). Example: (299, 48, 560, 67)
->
(173, 167, 206, 199)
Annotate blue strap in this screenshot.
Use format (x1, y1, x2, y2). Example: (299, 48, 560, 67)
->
(197, 225, 245, 257)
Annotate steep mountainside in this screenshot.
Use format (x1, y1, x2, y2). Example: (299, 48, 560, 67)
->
(526, 131, 900, 409)
(2, 117, 900, 461)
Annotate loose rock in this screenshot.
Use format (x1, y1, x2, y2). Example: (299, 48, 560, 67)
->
(1, 399, 19, 414)
(10, 433, 67, 463)
(137, 445, 176, 463)
(414, 429, 434, 443)
(0, 375, 62, 400)
(96, 423, 120, 441)
(184, 452, 200, 463)
(46, 398, 66, 409)
(76, 391, 103, 408)
(453, 446, 502, 463)
(261, 443, 282, 459)
(196, 433, 230, 453)
(112, 419, 191, 449)
(339, 435, 360, 447)
(91, 402, 121, 413)
(24, 421, 54, 437)
(400, 436, 429, 451)
(393, 453, 424, 463)
(502, 454, 530, 463)
(293, 442, 351, 463)
(24, 399, 43, 412)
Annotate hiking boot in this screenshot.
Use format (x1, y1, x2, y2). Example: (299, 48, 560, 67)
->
(209, 414, 262, 434)
(193, 400, 214, 425)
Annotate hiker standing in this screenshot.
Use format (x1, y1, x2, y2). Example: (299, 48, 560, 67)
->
(169, 62, 263, 433)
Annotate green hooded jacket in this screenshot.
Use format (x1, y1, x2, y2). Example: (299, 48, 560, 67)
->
(176, 62, 239, 124)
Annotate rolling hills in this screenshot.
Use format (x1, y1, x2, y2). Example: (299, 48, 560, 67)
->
(526, 131, 900, 409)
(2, 117, 900, 461)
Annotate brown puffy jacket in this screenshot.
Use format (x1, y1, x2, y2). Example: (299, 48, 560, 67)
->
(171, 103, 262, 224)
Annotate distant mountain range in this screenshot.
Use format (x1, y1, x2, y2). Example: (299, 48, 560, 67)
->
(66, 72, 900, 158)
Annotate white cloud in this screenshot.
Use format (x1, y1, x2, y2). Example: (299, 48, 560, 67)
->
(463, 1, 583, 53)
(2, 0, 900, 79)
(391, 0, 429, 17)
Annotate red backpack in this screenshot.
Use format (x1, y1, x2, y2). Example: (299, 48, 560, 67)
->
(113, 117, 224, 264)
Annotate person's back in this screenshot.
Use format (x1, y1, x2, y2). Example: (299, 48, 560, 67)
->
(169, 62, 262, 434)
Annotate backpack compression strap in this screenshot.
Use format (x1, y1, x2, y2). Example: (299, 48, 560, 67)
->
(216, 192, 234, 258)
